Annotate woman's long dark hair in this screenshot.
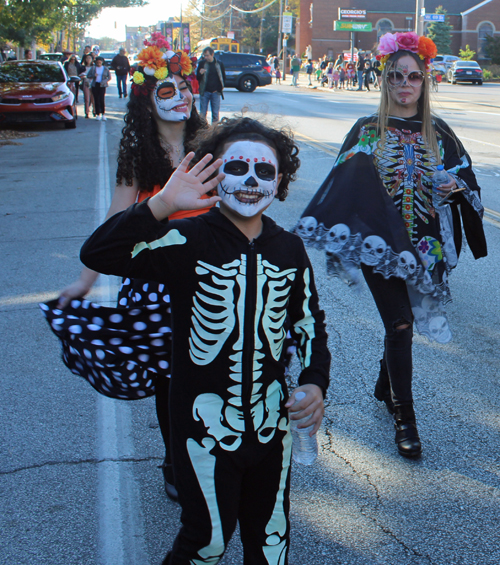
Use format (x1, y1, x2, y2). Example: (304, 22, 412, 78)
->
(116, 88, 206, 193)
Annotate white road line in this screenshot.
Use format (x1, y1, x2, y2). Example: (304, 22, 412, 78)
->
(460, 137, 500, 149)
(96, 122, 148, 565)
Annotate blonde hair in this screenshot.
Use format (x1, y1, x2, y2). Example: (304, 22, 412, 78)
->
(377, 51, 440, 163)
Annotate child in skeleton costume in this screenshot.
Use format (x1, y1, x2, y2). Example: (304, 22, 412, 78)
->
(40, 34, 207, 500)
(80, 118, 331, 565)
(294, 33, 487, 458)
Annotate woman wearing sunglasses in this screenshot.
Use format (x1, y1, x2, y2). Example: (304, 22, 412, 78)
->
(295, 32, 487, 458)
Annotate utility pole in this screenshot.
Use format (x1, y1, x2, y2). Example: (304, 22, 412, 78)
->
(200, 0, 204, 40)
(259, 0, 265, 53)
(277, 0, 284, 78)
(416, 0, 425, 35)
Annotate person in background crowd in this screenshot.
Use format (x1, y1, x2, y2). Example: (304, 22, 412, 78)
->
(306, 58, 314, 86)
(334, 52, 344, 69)
(338, 64, 345, 89)
(111, 47, 131, 99)
(291, 53, 301, 86)
(356, 51, 365, 90)
(273, 54, 280, 74)
(333, 65, 340, 89)
(64, 54, 83, 103)
(80, 45, 92, 65)
(363, 59, 373, 91)
(326, 61, 334, 88)
(87, 56, 110, 121)
(196, 46, 225, 124)
(345, 59, 355, 89)
(80, 53, 94, 118)
(373, 58, 382, 89)
(275, 66, 281, 84)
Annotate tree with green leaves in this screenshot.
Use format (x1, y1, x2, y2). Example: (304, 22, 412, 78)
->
(427, 6, 453, 55)
(484, 35, 500, 65)
(458, 44, 476, 61)
(0, 0, 145, 49)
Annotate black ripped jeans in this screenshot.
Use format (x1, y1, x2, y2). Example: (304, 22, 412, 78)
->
(361, 265, 414, 406)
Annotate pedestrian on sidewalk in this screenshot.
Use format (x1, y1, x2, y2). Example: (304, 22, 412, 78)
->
(197, 46, 225, 123)
(291, 54, 301, 86)
(306, 58, 314, 85)
(111, 47, 131, 98)
(294, 32, 487, 459)
(63, 54, 83, 103)
(79, 53, 94, 118)
(363, 60, 373, 91)
(356, 52, 365, 90)
(333, 66, 340, 89)
(87, 56, 110, 120)
(338, 65, 345, 89)
(275, 67, 281, 84)
(345, 60, 355, 89)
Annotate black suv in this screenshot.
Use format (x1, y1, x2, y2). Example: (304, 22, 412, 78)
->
(214, 51, 272, 92)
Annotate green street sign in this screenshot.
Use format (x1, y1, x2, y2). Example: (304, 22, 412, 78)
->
(334, 20, 373, 32)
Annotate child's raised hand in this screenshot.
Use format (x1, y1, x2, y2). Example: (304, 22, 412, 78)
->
(149, 153, 224, 220)
(285, 384, 325, 436)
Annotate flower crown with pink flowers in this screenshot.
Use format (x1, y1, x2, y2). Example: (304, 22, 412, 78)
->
(376, 32, 437, 71)
(131, 32, 197, 96)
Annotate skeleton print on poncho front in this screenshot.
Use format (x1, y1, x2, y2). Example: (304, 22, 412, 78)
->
(79, 203, 330, 563)
(294, 114, 487, 343)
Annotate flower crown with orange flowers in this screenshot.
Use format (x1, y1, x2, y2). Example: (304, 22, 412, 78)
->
(376, 32, 437, 71)
(131, 32, 197, 96)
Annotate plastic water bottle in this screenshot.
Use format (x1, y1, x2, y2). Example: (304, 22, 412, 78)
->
(290, 391, 318, 465)
(432, 165, 451, 208)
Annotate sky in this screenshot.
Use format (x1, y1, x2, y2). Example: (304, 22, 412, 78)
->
(87, 0, 184, 41)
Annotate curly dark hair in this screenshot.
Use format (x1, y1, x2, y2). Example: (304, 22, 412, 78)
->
(116, 88, 207, 193)
(193, 117, 300, 201)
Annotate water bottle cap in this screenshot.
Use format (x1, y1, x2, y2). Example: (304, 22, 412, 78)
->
(437, 165, 444, 170)
(294, 391, 306, 402)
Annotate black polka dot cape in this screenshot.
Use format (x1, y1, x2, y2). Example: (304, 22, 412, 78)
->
(39, 294, 172, 400)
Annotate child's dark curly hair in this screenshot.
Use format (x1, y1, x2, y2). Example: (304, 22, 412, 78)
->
(116, 89, 207, 193)
(193, 117, 300, 201)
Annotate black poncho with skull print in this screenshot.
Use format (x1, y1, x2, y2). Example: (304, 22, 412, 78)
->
(294, 114, 487, 343)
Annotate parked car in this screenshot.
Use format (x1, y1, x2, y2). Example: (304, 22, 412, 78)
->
(39, 52, 64, 62)
(213, 51, 272, 92)
(99, 51, 118, 67)
(447, 60, 483, 85)
(432, 54, 461, 75)
(0, 60, 78, 128)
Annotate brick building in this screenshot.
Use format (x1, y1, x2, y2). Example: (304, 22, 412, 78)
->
(297, 0, 500, 61)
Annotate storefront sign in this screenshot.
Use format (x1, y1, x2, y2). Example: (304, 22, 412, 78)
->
(334, 21, 372, 32)
(338, 9, 367, 19)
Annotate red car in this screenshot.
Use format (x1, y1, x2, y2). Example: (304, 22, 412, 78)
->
(0, 60, 78, 128)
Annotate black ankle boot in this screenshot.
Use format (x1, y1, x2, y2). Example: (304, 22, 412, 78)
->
(394, 405, 422, 458)
(374, 359, 395, 414)
(160, 458, 179, 502)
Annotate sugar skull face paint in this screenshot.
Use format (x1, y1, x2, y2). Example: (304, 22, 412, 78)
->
(218, 141, 279, 217)
(152, 74, 192, 122)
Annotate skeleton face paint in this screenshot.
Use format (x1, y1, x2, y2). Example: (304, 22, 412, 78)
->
(218, 141, 278, 218)
(152, 74, 191, 122)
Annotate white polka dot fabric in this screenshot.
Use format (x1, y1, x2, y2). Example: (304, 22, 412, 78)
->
(39, 292, 172, 400)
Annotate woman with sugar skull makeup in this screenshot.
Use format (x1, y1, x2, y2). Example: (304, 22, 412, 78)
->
(295, 33, 487, 458)
(42, 34, 207, 501)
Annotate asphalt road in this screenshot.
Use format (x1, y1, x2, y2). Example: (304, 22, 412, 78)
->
(1, 79, 499, 565)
